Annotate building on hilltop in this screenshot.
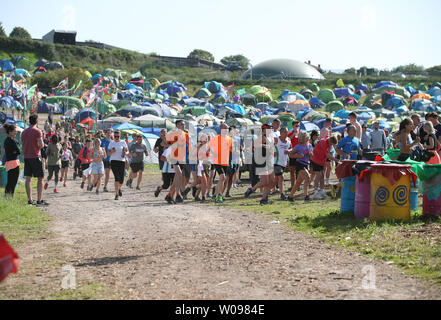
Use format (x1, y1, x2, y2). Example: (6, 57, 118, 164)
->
(42, 30, 77, 45)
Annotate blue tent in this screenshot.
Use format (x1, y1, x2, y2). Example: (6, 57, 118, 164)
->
(332, 125, 346, 135)
(300, 121, 319, 132)
(395, 106, 409, 114)
(371, 121, 392, 132)
(335, 109, 351, 119)
(0, 59, 14, 72)
(281, 90, 306, 101)
(374, 81, 397, 89)
(0, 96, 14, 109)
(204, 81, 223, 94)
(428, 86, 441, 97)
(358, 84, 368, 92)
(112, 123, 143, 131)
(334, 87, 353, 98)
(180, 97, 204, 106)
(74, 108, 97, 122)
(357, 112, 376, 122)
(155, 89, 169, 100)
(386, 96, 406, 108)
(309, 97, 325, 109)
(141, 127, 163, 136)
(221, 103, 245, 115)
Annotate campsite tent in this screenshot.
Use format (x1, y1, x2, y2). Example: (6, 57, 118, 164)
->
(0, 59, 14, 72)
(317, 88, 336, 103)
(326, 100, 344, 113)
(194, 88, 212, 98)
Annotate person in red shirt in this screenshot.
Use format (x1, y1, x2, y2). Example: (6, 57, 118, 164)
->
(21, 114, 47, 206)
(310, 136, 339, 200)
(78, 139, 93, 190)
(287, 120, 301, 191)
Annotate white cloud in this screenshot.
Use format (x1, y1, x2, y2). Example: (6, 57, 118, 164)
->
(361, 4, 377, 31)
(61, 4, 77, 30)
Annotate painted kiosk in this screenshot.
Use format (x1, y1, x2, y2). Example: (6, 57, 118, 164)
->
(369, 163, 416, 222)
(417, 164, 441, 217)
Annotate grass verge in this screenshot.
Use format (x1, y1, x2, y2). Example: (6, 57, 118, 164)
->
(218, 185, 441, 285)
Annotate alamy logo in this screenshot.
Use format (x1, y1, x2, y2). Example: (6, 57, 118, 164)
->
(61, 265, 76, 290)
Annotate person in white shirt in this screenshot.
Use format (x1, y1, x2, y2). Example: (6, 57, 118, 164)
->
(273, 127, 291, 200)
(154, 144, 177, 204)
(107, 129, 128, 200)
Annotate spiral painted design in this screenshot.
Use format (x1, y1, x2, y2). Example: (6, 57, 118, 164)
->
(393, 185, 408, 206)
(375, 187, 389, 206)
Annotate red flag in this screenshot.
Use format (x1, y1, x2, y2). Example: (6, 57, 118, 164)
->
(0, 234, 19, 283)
(225, 82, 235, 89)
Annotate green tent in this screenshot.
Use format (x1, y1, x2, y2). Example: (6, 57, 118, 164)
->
(180, 106, 206, 116)
(260, 115, 278, 125)
(309, 83, 320, 92)
(278, 114, 295, 130)
(309, 112, 328, 122)
(114, 99, 132, 109)
(418, 82, 428, 92)
(318, 88, 336, 103)
(326, 100, 344, 113)
(249, 85, 273, 102)
(241, 93, 257, 105)
(194, 88, 211, 98)
(226, 118, 254, 127)
(145, 92, 164, 101)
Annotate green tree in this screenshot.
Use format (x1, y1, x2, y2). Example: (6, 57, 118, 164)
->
(392, 63, 425, 75)
(426, 65, 441, 77)
(0, 22, 6, 37)
(9, 26, 31, 39)
(344, 67, 356, 74)
(188, 49, 215, 62)
(220, 54, 251, 69)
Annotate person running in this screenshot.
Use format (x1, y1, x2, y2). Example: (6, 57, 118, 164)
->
(90, 138, 107, 194)
(209, 123, 232, 203)
(288, 132, 313, 202)
(194, 133, 211, 202)
(60, 142, 73, 188)
(100, 129, 113, 192)
(21, 114, 48, 206)
(154, 129, 167, 172)
(126, 134, 148, 190)
(107, 129, 128, 200)
(72, 136, 84, 180)
(273, 127, 291, 201)
(44, 135, 62, 193)
(166, 120, 190, 203)
(287, 120, 301, 192)
(154, 141, 175, 202)
(3, 123, 21, 197)
(224, 125, 241, 198)
(310, 136, 339, 200)
(78, 139, 93, 190)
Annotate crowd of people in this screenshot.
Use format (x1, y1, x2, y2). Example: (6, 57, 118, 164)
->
(2, 111, 441, 207)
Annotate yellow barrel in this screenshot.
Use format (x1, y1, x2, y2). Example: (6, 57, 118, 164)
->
(370, 164, 411, 222)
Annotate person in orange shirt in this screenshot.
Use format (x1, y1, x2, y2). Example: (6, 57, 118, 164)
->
(209, 123, 232, 203)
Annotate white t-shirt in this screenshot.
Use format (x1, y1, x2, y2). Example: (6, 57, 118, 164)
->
(162, 148, 175, 173)
(62, 149, 72, 161)
(274, 137, 291, 167)
(269, 130, 280, 141)
(108, 140, 128, 162)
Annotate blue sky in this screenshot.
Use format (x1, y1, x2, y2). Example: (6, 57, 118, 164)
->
(2, 0, 441, 70)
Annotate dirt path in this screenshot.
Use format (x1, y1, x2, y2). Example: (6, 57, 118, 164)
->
(6, 170, 435, 300)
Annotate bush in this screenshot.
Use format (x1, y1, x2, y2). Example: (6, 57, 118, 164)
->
(31, 68, 94, 93)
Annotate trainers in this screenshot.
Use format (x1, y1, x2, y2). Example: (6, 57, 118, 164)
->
(54, 188, 59, 193)
(103, 187, 109, 193)
(287, 196, 294, 202)
(96, 189, 99, 195)
(192, 187, 197, 198)
(81, 182, 85, 189)
(260, 198, 268, 206)
(201, 197, 206, 203)
(73, 172, 77, 180)
(182, 187, 191, 197)
(136, 186, 141, 191)
(225, 192, 231, 198)
(304, 195, 311, 201)
(28, 200, 36, 206)
(59, 177, 62, 182)
(154, 186, 161, 198)
(313, 192, 323, 200)
(280, 194, 287, 201)
(175, 195, 183, 203)
(195, 196, 201, 202)
(119, 189, 122, 197)
(321, 191, 329, 199)
(165, 195, 175, 204)
(44, 182, 49, 190)
(36, 200, 49, 206)
(216, 194, 224, 203)
(244, 188, 253, 198)
(115, 195, 119, 200)
(63, 183, 67, 187)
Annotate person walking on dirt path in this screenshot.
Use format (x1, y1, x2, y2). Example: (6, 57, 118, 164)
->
(209, 123, 232, 203)
(224, 125, 241, 198)
(44, 135, 62, 193)
(320, 118, 333, 186)
(288, 132, 313, 202)
(3, 123, 21, 197)
(126, 134, 148, 190)
(21, 114, 48, 206)
(60, 142, 73, 188)
(155, 142, 177, 204)
(107, 129, 128, 200)
(90, 138, 106, 194)
(78, 139, 93, 190)
(72, 136, 84, 180)
(287, 120, 301, 192)
(101, 129, 113, 192)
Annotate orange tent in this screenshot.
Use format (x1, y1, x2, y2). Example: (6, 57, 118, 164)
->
(410, 93, 431, 102)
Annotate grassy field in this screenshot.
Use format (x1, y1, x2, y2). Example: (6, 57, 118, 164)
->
(217, 181, 441, 285)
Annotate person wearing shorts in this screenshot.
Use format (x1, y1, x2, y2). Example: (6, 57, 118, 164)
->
(288, 132, 313, 202)
(288, 120, 301, 191)
(90, 139, 106, 194)
(224, 126, 241, 198)
(273, 127, 291, 200)
(310, 136, 339, 200)
(154, 145, 177, 204)
(101, 129, 113, 192)
(60, 142, 73, 188)
(127, 134, 148, 190)
(107, 130, 128, 200)
(44, 134, 62, 193)
(21, 114, 47, 206)
(78, 139, 93, 190)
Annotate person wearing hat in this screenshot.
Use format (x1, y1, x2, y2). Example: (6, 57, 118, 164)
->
(370, 121, 387, 156)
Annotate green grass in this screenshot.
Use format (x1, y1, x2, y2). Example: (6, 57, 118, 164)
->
(218, 185, 441, 284)
(49, 283, 111, 300)
(0, 179, 52, 246)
